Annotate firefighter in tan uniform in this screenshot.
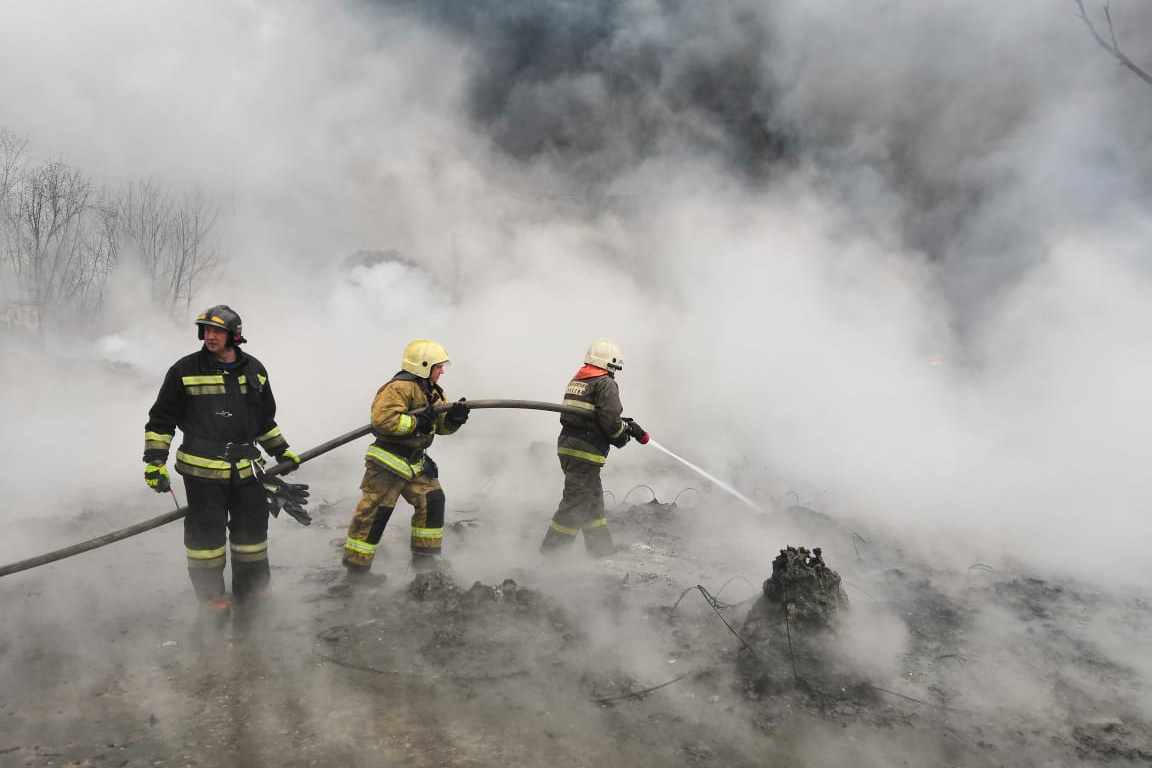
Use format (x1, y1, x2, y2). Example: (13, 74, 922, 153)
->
(342, 340, 470, 577)
(540, 339, 648, 557)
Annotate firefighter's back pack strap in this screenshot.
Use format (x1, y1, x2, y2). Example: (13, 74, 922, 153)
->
(181, 435, 263, 462)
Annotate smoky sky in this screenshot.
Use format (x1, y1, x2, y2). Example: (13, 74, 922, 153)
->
(369, 0, 792, 180)
(367, 0, 1152, 319)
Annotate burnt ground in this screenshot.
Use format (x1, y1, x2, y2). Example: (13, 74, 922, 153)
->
(1, 480, 1151, 767)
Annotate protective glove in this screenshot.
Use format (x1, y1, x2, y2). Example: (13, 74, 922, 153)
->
(263, 476, 312, 526)
(144, 463, 171, 493)
(274, 450, 301, 474)
(447, 398, 470, 426)
(414, 410, 435, 436)
(623, 418, 650, 445)
(609, 430, 630, 449)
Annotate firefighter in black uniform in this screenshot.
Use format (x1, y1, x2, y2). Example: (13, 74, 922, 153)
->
(540, 339, 648, 558)
(143, 305, 305, 621)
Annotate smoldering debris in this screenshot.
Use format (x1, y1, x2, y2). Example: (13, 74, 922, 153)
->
(315, 572, 574, 682)
(737, 546, 865, 700)
(6, 475, 1152, 767)
(610, 492, 694, 553)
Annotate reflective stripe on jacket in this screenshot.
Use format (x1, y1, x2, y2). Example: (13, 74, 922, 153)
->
(364, 371, 461, 478)
(143, 348, 289, 482)
(557, 365, 625, 465)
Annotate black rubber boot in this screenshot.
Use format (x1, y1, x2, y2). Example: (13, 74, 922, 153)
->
(345, 562, 387, 588)
(582, 525, 616, 558)
(540, 525, 577, 556)
(195, 597, 232, 637)
(410, 552, 448, 572)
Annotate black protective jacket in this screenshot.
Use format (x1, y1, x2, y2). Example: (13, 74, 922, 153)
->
(143, 347, 289, 482)
(557, 365, 627, 465)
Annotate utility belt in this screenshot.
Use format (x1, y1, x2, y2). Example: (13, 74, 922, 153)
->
(181, 435, 263, 463)
(371, 439, 425, 464)
(559, 424, 609, 454)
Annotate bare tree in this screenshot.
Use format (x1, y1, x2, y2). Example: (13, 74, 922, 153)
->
(118, 179, 175, 303)
(0, 128, 26, 205)
(0, 127, 228, 328)
(1072, 0, 1152, 88)
(0, 147, 121, 324)
(7, 159, 95, 312)
(117, 181, 225, 316)
(118, 181, 224, 315)
(81, 187, 121, 311)
(168, 186, 222, 316)
(0, 129, 28, 306)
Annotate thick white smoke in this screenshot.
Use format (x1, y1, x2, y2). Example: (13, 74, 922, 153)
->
(1, 0, 1150, 587)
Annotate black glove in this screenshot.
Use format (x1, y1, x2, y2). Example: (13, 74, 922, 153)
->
(414, 410, 435, 435)
(623, 418, 649, 445)
(274, 450, 301, 474)
(263, 476, 312, 526)
(447, 398, 469, 426)
(144, 464, 171, 494)
(609, 430, 630, 448)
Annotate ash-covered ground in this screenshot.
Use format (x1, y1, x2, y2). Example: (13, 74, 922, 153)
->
(2, 469, 1150, 768)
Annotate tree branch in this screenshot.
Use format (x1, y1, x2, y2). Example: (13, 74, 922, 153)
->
(1072, 0, 1152, 87)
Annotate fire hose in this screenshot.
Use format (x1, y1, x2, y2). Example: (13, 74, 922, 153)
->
(0, 399, 600, 579)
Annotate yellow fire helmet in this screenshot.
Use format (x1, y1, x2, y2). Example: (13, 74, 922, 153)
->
(585, 339, 623, 372)
(402, 339, 450, 378)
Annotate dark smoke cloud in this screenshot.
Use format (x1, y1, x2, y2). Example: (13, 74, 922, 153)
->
(367, 0, 1152, 320)
(368, 0, 793, 182)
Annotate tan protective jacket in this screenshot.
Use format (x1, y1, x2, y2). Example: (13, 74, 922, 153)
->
(364, 372, 462, 478)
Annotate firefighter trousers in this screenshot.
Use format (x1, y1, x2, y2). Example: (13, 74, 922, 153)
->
(540, 455, 615, 557)
(342, 461, 445, 569)
(182, 474, 270, 603)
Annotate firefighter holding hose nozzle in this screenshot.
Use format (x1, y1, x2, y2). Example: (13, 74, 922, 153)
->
(540, 339, 648, 559)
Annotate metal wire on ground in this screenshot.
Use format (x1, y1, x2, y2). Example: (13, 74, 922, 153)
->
(597, 581, 757, 706)
(711, 575, 758, 605)
(669, 584, 756, 654)
(784, 610, 800, 686)
(868, 685, 978, 713)
(592, 672, 692, 705)
(312, 624, 528, 682)
(312, 625, 397, 677)
(622, 484, 657, 505)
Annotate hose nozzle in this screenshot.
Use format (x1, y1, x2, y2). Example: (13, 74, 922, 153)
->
(623, 417, 650, 445)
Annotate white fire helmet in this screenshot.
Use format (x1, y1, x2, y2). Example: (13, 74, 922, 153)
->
(584, 339, 623, 372)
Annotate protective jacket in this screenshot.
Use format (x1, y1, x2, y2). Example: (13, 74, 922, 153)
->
(557, 364, 627, 465)
(365, 371, 461, 479)
(143, 348, 290, 481)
